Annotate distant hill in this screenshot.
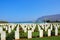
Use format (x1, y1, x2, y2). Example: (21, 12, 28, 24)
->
(0, 21, 8, 23)
(0, 14, 60, 23)
(36, 14, 60, 22)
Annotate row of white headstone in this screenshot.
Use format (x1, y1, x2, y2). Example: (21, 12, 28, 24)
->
(0, 23, 59, 40)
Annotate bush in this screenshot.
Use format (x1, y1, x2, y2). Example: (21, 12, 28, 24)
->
(6, 30, 15, 40)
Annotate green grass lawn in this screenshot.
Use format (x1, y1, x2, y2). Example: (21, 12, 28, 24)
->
(20, 36, 60, 40)
(19, 29, 60, 40)
(19, 31, 60, 40)
(19, 36, 60, 40)
(27, 36, 60, 40)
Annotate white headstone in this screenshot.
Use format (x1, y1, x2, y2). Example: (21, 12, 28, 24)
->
(48, 29, 51, 37)
(28, 30, 32, 39)
(6, 27, 8, 30)
(1, 31, 6, 40)
(55, 27, 58, 36)
(38, 25, 41, 31)
(11, 26, 14, 30)
(8, 26, 11, 33)
(0, 27, 3, 33)
(16, 26, 19, 31)
(39, 30, 43, 37)
(50, 24, 52, 30)
(31, 24, 36, 32)
(38, 25, 43, 37)
(15, 31, 19, 40)
(11, 24, 15, 30)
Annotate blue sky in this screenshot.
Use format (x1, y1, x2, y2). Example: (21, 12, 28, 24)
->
(0, 0, 60, 22)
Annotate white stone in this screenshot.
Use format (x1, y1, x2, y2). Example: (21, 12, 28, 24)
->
(1, 31, 6, 40)
(50, 24, 52, 30)
(11, 25, 15, 30)
(41, 25, 44, 29)
(28, 30, 32, 39)
(8, 26, 11, 33)
(16, 26, 19, 31)
(39, 30, 43, 37)
(6, 27, 8, 30)
(38, 25, 43, 37)
(15, 31, 19, 39)
(55, 27, 58, 36)
(38, 25, 41, 31)
(48, 29, 51, 36)
(31, 24, 36, 32)
(0, 27, 3, 33)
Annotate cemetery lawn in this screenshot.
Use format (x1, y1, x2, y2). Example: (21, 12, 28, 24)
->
(26, 36, 60, 40)
(20, 32, 60, 40)
(20, 30, 60, 40)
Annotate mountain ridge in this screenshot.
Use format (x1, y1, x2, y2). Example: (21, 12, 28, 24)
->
(36, 14, 60, 22)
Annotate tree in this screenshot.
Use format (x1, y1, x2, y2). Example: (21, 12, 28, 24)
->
(43, 19, 50, 23)
(46, 20, 50, 22)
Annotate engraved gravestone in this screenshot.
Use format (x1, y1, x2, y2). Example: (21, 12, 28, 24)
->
(1, 31, 6, 40)
(15, 31, 19, 40)
(48, 29, 51, 36)
(28, 30, 32, 39)
(55, 27, 58, 36)
(15, 26, 19, 40)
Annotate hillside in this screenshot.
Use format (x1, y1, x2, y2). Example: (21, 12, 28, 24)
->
(36, 14, 60, 22)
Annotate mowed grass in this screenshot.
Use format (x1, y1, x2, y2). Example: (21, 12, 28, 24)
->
(27, 36, 60, 40)
(20, 36, 60, 40)
(20, 31, 60, 40)
(20, 28, 60, 40)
